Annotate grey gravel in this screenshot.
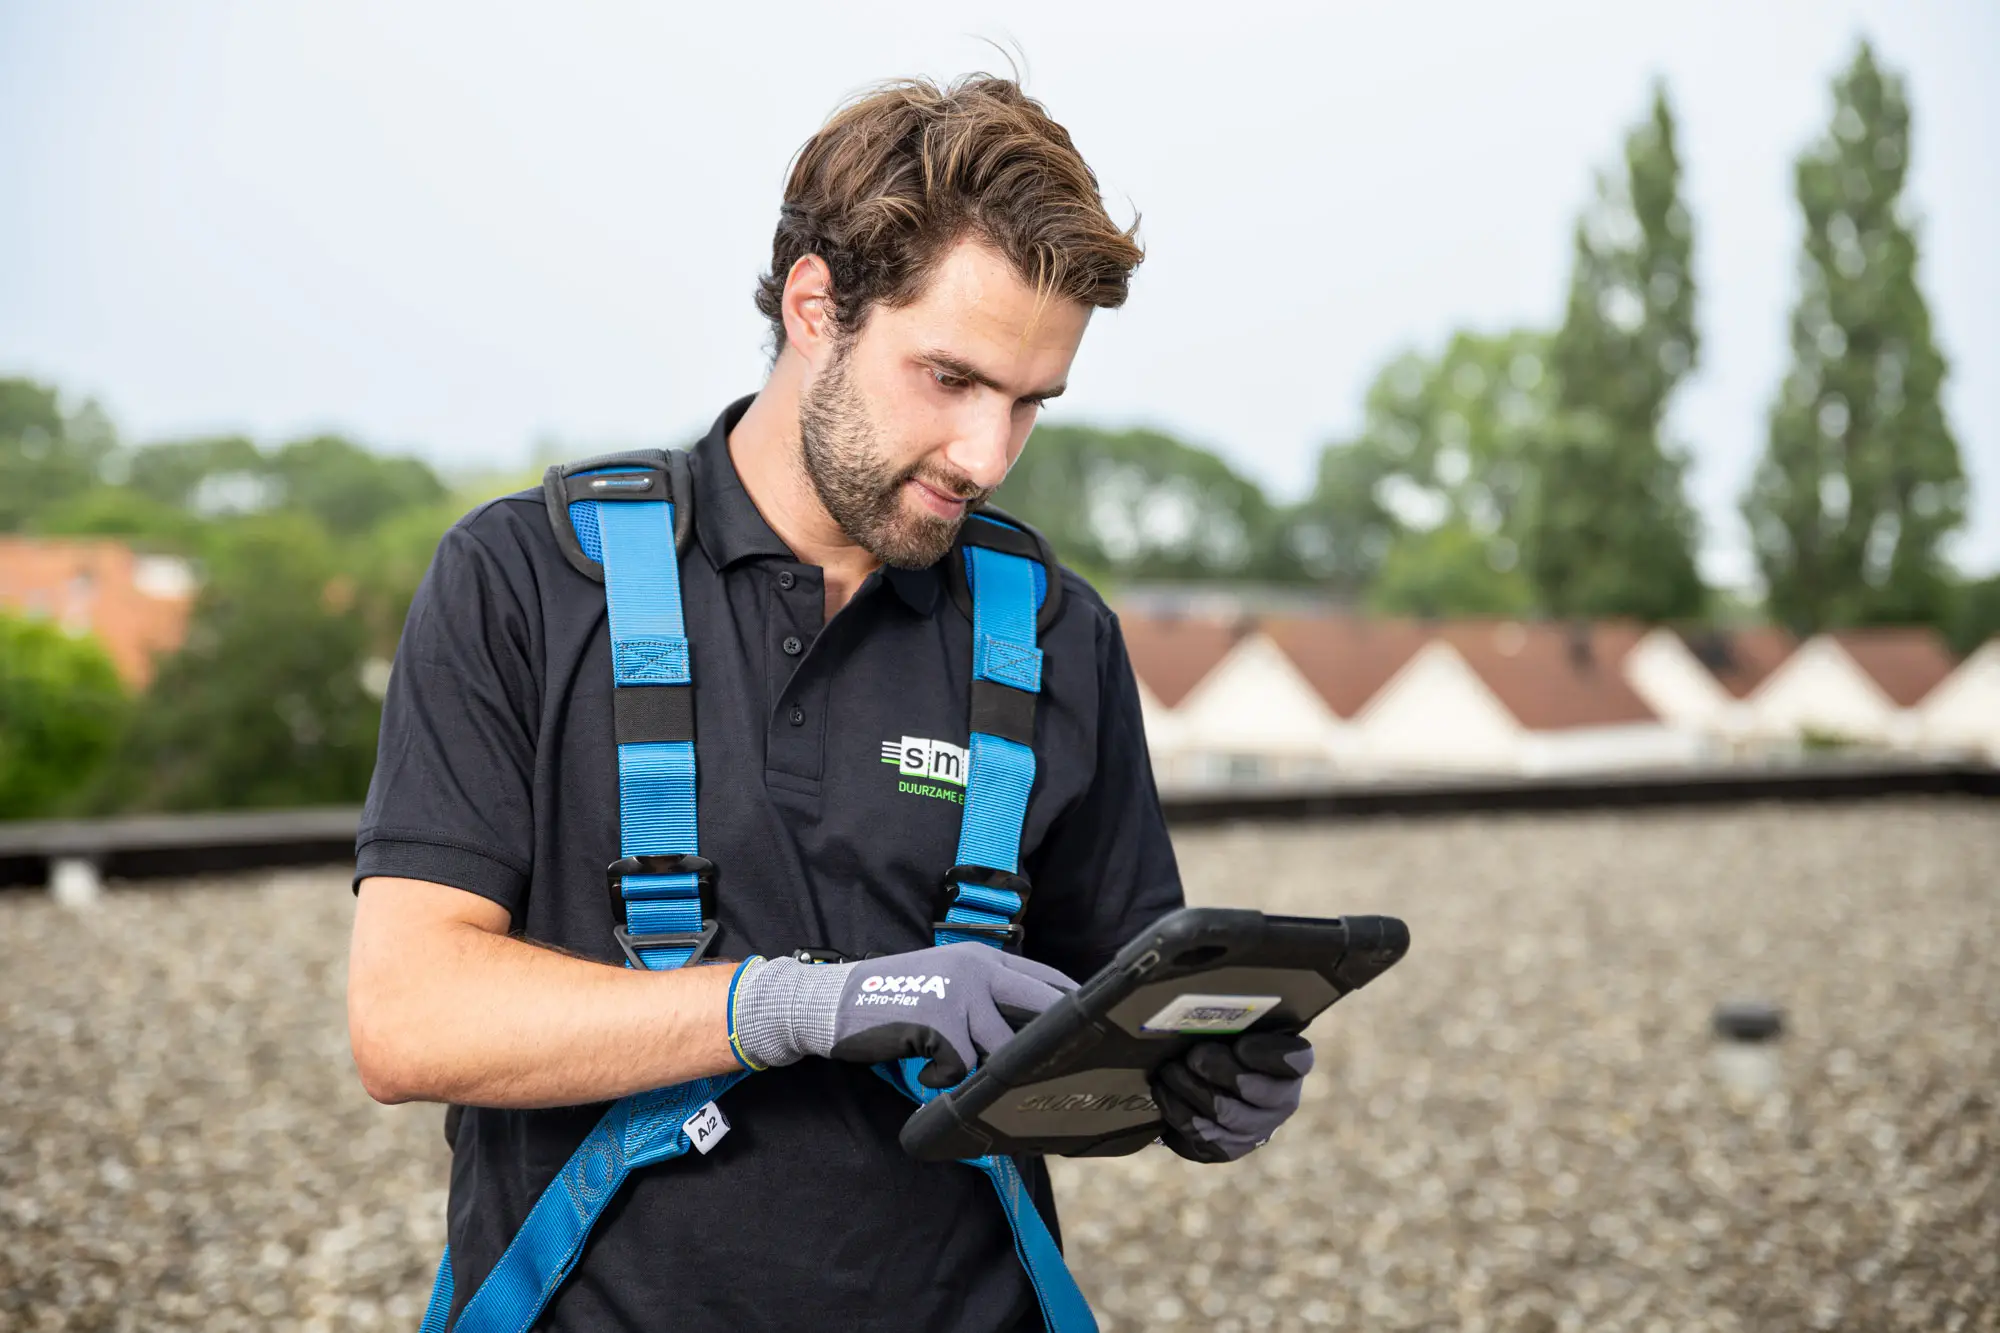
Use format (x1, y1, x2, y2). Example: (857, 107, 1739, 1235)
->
(3, 799, 1996, 1331)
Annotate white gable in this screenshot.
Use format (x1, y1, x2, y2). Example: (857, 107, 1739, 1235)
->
(1917, 641, 2000, 759)
(1354, 641, 1521, 771)
(1174, 631, 1342, 758)
(1747, 636, 1899, 744)
(1624, 628, 1732, 729)
(1132, 673, 1181, 754)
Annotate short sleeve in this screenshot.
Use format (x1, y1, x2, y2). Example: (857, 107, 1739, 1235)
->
(1023, 610, 1185, 983)
(352, 519, 539, 918)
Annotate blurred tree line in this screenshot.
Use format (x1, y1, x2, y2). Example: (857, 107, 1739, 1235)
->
(0, 38, 1993, 819)
(0, 376, 474, 816)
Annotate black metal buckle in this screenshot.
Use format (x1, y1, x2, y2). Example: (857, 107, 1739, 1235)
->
(607, 855, 718, 968)
(933, 864, 1032, 946)
(615, 920, 720, 970)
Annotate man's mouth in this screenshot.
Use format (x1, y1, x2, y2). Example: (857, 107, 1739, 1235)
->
(904, 476, 976, 519)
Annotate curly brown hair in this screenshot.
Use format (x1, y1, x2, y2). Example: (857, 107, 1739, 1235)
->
(755, 75, 1144, 352)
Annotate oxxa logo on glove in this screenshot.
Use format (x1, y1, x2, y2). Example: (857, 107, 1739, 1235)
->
(856, 974, 952, 1003)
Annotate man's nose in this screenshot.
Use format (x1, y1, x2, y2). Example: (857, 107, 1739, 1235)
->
(943, 406, 1015, 491)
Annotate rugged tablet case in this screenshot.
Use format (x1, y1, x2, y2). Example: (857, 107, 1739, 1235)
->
(900, 907, 1410, 1162)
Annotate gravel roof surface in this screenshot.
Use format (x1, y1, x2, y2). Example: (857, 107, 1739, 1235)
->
(2, 799, 1995, 1332)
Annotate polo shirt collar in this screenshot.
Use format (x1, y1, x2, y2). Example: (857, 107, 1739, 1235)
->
(691, 396, 795, 570)
(691, 396, 944, 618)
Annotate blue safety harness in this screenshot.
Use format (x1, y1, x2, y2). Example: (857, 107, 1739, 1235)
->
(418, 451, 1095, 1332)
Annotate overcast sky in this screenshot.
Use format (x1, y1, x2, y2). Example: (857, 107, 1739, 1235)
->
(2, 1, 1994, 584)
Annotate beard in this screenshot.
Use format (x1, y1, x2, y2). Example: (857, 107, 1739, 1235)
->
(797, 342, 990, 569)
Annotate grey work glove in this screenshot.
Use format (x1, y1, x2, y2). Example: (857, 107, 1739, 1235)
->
(1151, 1032, 1314, 1163)
(730, 943, 1077, 1087)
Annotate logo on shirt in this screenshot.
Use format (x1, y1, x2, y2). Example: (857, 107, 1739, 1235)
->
(880, 735, 967, 806)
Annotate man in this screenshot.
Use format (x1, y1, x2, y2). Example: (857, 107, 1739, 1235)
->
(348, 75, 1312, 1331)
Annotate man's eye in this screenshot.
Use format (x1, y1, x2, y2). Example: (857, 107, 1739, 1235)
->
(932, 369, 970, 390)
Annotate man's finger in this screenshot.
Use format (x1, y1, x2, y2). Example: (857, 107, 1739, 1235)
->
(1234, 1032, 1314, 1079)
(985, 967, 1068, 1027)
(965, 999, 1018, 1066)
(994, 950, 1081, 993)
(1185, 1039, 1252, 1091)
(1155, 1055, 1222, 1119)
(1226, 1071, 1305, 1112)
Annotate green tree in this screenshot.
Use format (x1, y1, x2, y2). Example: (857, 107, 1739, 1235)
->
(28, 486, 211, 554)
(1945, 571, 2000, 657)
(90, 515, 381, 812)
(271, 433, 448, 535)
(1744, 42, 1965, 632)
(1293, 330, 1552, 603)
(126, 434, 272, 515)
(0, 612, 128, 818)
(1533, 83, 1706, 620)
(124, 431, 447, 535)
(1368, 521, 1535, 618)
(0, 378, 118, 531)
(996, 423, 1297, 583)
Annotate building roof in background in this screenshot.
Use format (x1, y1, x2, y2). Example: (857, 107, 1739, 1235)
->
(1115, 601, 1961, 733)
(1829, 627, 1958, 707)
(1118, 613, 1246, 708)
(1261, 616, 1431, 718)
(1433, 620, 1661, 731)
(1676, 626, 1797, 698)
(0, 537, 195, 688)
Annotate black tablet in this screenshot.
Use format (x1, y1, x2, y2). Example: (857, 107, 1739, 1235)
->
(900, 907, 1409, 1162)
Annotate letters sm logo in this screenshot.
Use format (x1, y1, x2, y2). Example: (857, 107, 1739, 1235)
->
(880, 735, 969, 804)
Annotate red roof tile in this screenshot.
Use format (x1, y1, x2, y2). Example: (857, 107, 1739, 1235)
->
(1261, 616, 1432, 718)
(1829, 628, 1958, 707)
(1433, 621, 1660, 731)
(1117, 614, 1244, 708)
(1675, 626, 1798, 698)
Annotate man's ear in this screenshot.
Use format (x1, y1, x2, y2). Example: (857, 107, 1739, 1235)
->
(781, 255, 837, 364)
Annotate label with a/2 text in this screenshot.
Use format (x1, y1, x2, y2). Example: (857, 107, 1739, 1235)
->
(683, 1101, 730, 1154)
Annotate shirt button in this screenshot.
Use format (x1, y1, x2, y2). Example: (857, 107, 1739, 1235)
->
(777, 571, 796, 590)
(782, 635, 804, 656)
(789, 706, 805, 726)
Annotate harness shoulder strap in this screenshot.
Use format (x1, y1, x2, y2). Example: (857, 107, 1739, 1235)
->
(424, 451, 743, 1333)
(878, 512, 1099, 1333)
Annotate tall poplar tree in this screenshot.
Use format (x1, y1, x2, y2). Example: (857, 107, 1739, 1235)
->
(1530, 83, 1707, 620)
(1744, 41, 1964, 631)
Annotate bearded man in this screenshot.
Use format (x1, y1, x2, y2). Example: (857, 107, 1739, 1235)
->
(346, 75, 1314, 1332)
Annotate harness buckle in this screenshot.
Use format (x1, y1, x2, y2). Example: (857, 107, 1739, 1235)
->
(607, 854, 719, 967)
(933, 864, 1033, 947)
(614, 920, 720, 970)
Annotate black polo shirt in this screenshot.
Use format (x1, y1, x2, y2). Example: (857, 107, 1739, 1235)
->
(354, 397, 1183, 1332)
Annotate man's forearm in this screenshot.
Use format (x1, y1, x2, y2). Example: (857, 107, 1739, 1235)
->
(348, 877, 743, 1108)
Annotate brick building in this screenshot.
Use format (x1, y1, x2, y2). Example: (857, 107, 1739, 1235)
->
(0, 537, 196, 688)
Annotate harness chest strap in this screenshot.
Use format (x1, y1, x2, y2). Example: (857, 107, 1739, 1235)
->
(419, 456, 1094, 1333)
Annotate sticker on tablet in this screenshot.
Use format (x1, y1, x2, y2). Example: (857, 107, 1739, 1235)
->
(1140, 993, 1282, 1034)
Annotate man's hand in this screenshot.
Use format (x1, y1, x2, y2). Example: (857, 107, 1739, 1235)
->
(1151, 1032, 1314, 1163)
(729, 942, 1077, 1086)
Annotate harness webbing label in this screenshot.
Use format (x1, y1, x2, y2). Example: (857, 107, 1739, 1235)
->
(684, 1100, 730, 1154)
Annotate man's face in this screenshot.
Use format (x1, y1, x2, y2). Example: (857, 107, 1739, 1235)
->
(798, 238, 1090, 568)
